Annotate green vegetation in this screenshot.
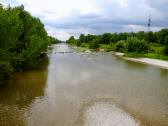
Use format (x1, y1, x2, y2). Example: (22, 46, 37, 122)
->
(100, 44, 115, 52)
(0, 5, 59, 84)
(67, 29, 168, 60)
(125, 37, 149, 53)
(114, 40, 125, 52)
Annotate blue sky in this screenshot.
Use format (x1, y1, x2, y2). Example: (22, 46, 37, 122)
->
(1, 0, 168, 40)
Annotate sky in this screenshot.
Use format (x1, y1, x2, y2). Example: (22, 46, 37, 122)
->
(1, 0, 168, 40)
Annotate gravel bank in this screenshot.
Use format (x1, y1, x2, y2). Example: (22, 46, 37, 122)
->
(125, 57, 168, 69)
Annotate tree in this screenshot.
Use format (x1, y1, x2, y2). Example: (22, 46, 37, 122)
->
(79, 34, 85, 43)
(136, 31, 147, 40)
(48, 36, 59, 44)
(67, 36, 77, 45)
(147, 31, 157, 43)
(100, 33, 112, 44)
(164, 35, 168, 55)
(156, 29, 168, 45)
(89, 39, 100, 49)
(126, 37, 149, 53)
(115, 40, 126, 52)
(0, 5, 58, 83)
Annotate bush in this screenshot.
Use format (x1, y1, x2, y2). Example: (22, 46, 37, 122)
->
(81, 43, 89, 48)
(150, 46, 164, 54)
(76, 40, 81, 46)
(164, 36, 168, 55)
(164, 46, 168, 55)
(89, 39, 100, 49)
(99, 44, 114, 51)
(126, 37, 149, 53)
(115, 40, 126, 52)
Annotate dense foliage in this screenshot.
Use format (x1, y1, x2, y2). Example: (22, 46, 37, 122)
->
(67, 29, 168, 58)
(125, 37, 149, 53)
(0, 5, 58, 84)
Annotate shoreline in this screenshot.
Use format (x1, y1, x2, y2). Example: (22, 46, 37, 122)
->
(124, 57, 168, 69)
(114, 52, 168, 69)
(72, 45, 168, 70)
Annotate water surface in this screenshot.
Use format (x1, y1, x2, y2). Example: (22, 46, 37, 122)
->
(0, 43, 168, 126)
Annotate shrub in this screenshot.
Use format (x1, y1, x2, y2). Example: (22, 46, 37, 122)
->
(126, 37, 149, 53)
(76, 40, 81, 46)
(81, 43, 89, 48)
(164, 36, 168, 55)
(99, 44, 114, 51)
(115, 40, 126, 52)
(164, 46, 168, 55)
(89, 39, 100, 49)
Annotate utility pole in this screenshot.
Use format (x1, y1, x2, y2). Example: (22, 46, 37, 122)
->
(147, 14, 151, 32)
(147, 14, 152, 42)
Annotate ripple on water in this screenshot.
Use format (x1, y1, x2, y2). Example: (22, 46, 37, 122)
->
(84, 102, 140, 126)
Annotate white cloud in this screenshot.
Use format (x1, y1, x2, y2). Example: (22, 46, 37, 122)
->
(123, 24, 163, 32)
(46, 26, 92, 40)
(1, 0, 168, 40)
(16, 0, 100, 19)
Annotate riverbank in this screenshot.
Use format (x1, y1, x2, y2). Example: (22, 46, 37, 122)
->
(124, 57, 168, 69)
(113, 52, 168, 69)
(72, 45, 168, 69)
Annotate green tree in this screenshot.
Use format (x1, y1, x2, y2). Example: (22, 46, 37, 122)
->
(136, 31, 147, 40)
(100, 33, 112, 44)
(89, 39, 100, 49)
(115, 40, 126, 52)
(156, 29, 168, 45)
(126, 37, 149, 53)
(164, 35, 168, 55)
(67, 36, 77, 45)
(0, 5, 58, 83)
(79, 34, 85, 43)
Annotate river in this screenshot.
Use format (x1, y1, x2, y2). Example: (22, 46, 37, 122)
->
(0, 43, 168, 126)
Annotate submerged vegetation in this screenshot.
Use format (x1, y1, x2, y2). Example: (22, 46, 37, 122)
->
(67, 29, 168, 60)
(0, 5, 59, 84)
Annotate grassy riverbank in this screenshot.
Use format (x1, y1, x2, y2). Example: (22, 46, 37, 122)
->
(67, 29, 168, 61)
(70, 42, 168, 60)
(71, 44, 168, 70)
(125, 53, 168, 60)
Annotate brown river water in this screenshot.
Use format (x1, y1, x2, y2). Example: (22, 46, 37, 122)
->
(0, 43, 168, 126)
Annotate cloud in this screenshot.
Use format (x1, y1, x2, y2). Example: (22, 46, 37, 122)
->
(1, 0, 168, 40)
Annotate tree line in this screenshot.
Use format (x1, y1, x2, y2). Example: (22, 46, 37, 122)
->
(0, 5, 59, 84)
(67, 29, 168, 58)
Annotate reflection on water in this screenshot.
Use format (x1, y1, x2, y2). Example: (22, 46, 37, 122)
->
(0, 43, 168, 126)
(160, 68, 168, 78)
(0, 57, 49, 126)
(123, 59, 148, 70)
